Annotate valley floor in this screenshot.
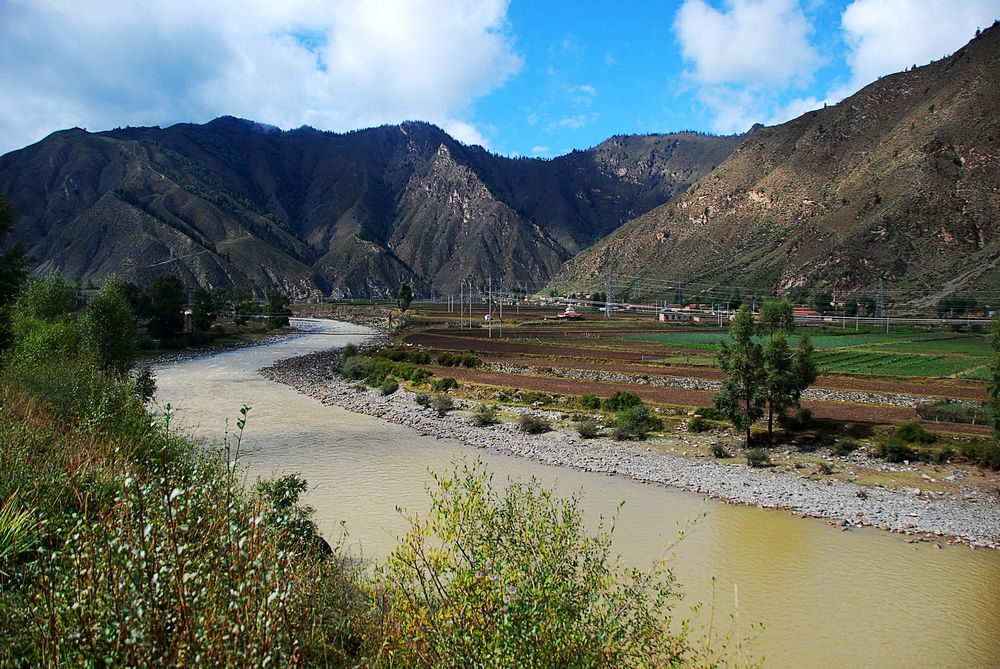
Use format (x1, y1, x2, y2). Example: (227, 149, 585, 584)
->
(261, 346, 1000, 550)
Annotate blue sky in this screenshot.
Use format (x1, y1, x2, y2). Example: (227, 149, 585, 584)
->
(1, 0, 998, 157)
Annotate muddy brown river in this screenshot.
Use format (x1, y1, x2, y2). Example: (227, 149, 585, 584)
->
(154, 319, 1000, 668)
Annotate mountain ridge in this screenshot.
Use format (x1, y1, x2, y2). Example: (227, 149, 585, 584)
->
(553, 24, 1000, 306)
(0, 116, 741, 297)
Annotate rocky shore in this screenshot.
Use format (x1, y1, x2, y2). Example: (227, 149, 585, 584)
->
(261, 348, 1000, 549)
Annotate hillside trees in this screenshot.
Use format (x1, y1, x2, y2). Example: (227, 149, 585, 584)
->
(758, 299, 794, 336)
(717, 305, 818, 446)
(715, 306, 765, 448)
(397, 282, 413, 313)
(144, 277, 185, 340)
(191, 287, 217, 331)
(989, 317, 1000, 439)
(264, 289, 290, 329)
(79, 277, 137, 376)
(0, 194, 28, 349)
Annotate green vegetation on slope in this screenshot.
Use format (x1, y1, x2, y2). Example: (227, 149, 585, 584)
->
(0, 279, 752, 666)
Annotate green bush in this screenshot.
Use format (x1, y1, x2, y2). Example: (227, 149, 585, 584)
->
(880, 440, 915, 463)
(471, 403, 499, 427)
(611, 405, 661, 441)
(518, 413, 551, 434)
(576, 418, 601, 439)
(894, 421, 936, 444)
(415, 392, 432, 408)
(370, 462, 730, 667)
(579, 393, 601, 410)
(342, 343, 359, 359)
(958, 441, 1000, 469)
(520, 391, 551, 405)
(340, 354, 373, 380)
(431, 377, 458, 393)
(461, 354, 482, 368)
(602, 391, 643, 412)
(746, 448, 772, 468)
(381, 378, 399, 395)
(687, 416, 707, 433)
(432, 394, 454, 417)
(694, 406, 726, 421)
(710, 443, 729, 458)
(831, 438, 859, 456)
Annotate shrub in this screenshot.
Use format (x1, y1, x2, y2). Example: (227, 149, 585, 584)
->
(831, 438, 859, 456)
(576, 418, 601, 439)
(520, 391, 551, 405)
(611, 405, 661, 441)
(687, 416, 707, 433)
(471, 403, 498, 427)
(602, 391, 643, 412)
(746, 448, 772, 468)
(817, 463, 834, 475)
(461, 354, 482, 368)
(371, 462, 726, 667)
(880, 440, 915, 463)
(381, 378, 399, 396)
(694, 406, 726, 421)
(431, 394, 454, 417)
(710, 443, 729, 458)
(431, 377, 457, 393)
(342, 343, 359, 359)
(340, 354, 373, 380)
(518, 413, 551, 434)
(894, 421, 936, 444)
(414, 392, 432, 408)
(579, 393, 601, 410)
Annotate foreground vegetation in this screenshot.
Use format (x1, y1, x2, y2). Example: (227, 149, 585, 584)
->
(0, 277, 753, 666)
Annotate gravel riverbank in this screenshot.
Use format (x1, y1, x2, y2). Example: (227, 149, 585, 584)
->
(260, 347, 1000, 550)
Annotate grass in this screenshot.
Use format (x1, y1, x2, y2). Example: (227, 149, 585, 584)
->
(627, 329, 992, 379)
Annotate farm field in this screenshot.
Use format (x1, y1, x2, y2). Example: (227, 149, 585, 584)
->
(626, 330, 993, 379)
(391, 303, 993, 434)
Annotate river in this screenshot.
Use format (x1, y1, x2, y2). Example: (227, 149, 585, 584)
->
(154, 319, 1000, 669)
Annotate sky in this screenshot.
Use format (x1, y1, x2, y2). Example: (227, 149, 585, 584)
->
(1, 0, 998, 157)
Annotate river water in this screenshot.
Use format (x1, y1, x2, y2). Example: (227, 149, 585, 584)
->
(154, 319, 1000, 669)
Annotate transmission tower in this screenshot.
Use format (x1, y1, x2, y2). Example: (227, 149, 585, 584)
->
(875, 278, 886, 321)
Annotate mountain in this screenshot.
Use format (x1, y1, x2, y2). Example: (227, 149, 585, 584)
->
(554, 25, 1000, 307)
(0, 117, 740, 298)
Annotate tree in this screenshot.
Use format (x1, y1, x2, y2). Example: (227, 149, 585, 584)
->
(80, 277, 137, 377)
(8, 275, 80, 366)
(715, 305, 765, 448)
(763, 335, 795, 442)
(988, 317, 1000, 439)
(396, 282, 413, 313)
(191, 287, 217, 332)
(0, 194, 28, 348)
(813, 292, 833, 314)
(144, 276, 185, 340)
(758, 299, 794, 336)
(232, 286, 258, 325)
(264, 289, 290, 329)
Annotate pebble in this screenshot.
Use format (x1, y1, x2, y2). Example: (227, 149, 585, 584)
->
(260, 346, 1000, 550)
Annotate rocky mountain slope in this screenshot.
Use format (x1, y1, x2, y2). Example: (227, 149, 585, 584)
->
(0, 116, 739, 298)
(555, 25, 1000, 306)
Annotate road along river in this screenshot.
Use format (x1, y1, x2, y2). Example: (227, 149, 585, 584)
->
(154, 319, 1000, 669)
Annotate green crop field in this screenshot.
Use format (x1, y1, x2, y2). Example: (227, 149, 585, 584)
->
(626, 329, 993, 379)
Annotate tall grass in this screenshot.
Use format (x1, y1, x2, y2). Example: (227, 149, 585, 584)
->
(0, 358, 754, 667)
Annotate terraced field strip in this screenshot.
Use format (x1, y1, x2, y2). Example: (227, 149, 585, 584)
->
(437, 368, 992, 436)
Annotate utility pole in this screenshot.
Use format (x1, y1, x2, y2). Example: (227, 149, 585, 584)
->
(604, 265, 613, 318)
(876, 278, 886, 332)
(488, 276, 493, 338)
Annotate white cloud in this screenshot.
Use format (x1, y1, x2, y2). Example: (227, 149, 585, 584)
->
(548, 113, 600, 131)
(674, 0, 820, 86)
(576, 84, 597, 96)
(0, 0, 522, 154)
(673, 1, 822, 133)
(836, 0, 998, 100)
(530, 145, 550, 155)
